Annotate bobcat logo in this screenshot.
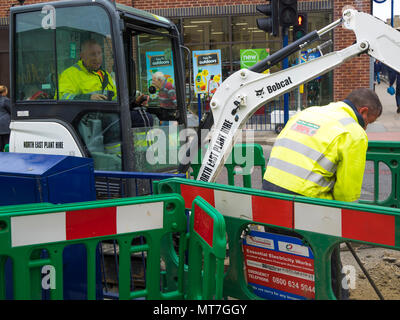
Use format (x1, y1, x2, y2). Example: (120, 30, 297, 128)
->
(255, 88, 265, 98)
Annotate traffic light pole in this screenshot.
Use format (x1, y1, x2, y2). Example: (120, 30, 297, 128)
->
(282, 27, 290, 124)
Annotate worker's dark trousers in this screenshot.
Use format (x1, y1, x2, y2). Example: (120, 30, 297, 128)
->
(0, 134, 9, 152)
(262, 179, 349, 299)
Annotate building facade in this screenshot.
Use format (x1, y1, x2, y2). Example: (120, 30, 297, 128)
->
(0, 0, 374, 106)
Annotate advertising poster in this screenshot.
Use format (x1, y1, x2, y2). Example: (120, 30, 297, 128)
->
(243, 230, 315, 300)
(240, 48, 270, 74)
(192, 49, 222, 96)
(146, 50, 175, 97)
(300, 50, 321, 80)
(300, 50, 321, 63)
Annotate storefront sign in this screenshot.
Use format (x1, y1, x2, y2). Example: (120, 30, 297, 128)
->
(240, 48, 270, 74)
(192, 49, 222, 95)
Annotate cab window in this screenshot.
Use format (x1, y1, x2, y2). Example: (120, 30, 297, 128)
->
(15, 5, 122, 171)
(136, 30, 177, 110)
(128, 28, 182, 172)
(15, 5, 117, 102)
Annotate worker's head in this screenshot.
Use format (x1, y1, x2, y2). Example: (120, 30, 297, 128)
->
(0, 85, 8, 97)
(151, 71, 165, 90)
(346, 88, 382, 129)
(80, 39, 103, 72)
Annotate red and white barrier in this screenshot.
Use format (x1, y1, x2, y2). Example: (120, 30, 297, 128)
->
(181, 184, 396, 246)
(10, 202, 164, 247)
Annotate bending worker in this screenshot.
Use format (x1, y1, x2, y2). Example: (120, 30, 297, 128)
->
(58, 39, 116, 101)
(263, 88, 382, 202)
(263, 88, 382, 299)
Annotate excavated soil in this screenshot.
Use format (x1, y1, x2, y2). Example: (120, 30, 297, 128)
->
(340, 244, 400, 300)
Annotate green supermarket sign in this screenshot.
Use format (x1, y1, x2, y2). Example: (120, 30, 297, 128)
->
(240, 48, 269, 69)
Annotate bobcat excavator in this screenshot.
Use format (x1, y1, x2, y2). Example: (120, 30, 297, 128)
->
(7, 2, 400, 184)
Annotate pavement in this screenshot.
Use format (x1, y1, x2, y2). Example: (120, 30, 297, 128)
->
(248, 79, 400, 146)
(365, 80, 400, 141)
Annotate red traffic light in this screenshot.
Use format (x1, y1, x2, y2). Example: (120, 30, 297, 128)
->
(293, 13, 307, 40)
(298, 14, 304, 25)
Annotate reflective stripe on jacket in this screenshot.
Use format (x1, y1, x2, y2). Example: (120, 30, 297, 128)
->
(263, 101, 368, 202)
(58, 60, 117, 100)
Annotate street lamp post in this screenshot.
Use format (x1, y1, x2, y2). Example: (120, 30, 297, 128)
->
(373, 0, 394, 27)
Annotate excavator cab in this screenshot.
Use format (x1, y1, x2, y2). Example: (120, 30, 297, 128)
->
(9, 0, 187, 173)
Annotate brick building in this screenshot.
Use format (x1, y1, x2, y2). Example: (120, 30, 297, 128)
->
(0, 0, 374, 105)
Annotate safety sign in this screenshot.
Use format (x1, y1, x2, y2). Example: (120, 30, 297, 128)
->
(243, 230, 315, 300)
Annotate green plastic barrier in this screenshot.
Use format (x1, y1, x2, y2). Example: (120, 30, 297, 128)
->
(190, 143, 266, 188)
(157, 177, 400, 300)
(188, 141, 399, 205)
(187, 196, 226, 300)
(0, 194, 223, 300)
(363, 141, 400, 208)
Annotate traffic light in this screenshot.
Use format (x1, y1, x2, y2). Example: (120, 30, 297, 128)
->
(256, 0, 279, 37)
(279, 0, 298, 27)
(293, 13, 308, 40)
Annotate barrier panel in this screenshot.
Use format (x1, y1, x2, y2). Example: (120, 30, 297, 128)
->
(157, 177, 400, 300)
(363, 141, 400, 208)
(0, 194, 224, 300)
(93, 170, 186, 299)
(187, 196, 226, 299)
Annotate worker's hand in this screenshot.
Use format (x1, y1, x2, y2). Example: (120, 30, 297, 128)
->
(91, 93, 108, 100)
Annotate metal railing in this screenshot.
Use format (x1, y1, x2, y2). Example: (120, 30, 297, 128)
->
(244, 96, 299, 132)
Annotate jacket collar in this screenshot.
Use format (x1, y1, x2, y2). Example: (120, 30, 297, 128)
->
(342, 99, 365, 129)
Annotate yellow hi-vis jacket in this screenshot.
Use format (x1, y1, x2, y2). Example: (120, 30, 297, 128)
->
(58, 60, 117, 100)
(263, 101, 368, 202)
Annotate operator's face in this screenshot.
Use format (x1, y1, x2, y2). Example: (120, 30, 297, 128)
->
(81, 44, 103, 72)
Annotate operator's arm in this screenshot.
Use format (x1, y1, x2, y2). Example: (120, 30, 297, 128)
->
(58, 70, 84, 100)
(58, 69, 108, 100)
(332, 131, 368, 202)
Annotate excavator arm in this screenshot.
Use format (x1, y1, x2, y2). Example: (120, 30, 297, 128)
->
(196, 8, 400, 183)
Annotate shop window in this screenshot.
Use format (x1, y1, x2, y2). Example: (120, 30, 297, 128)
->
(183, 17, 229, 44)
(181, 11, 333, 108)
(232, 16, 273, 43)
